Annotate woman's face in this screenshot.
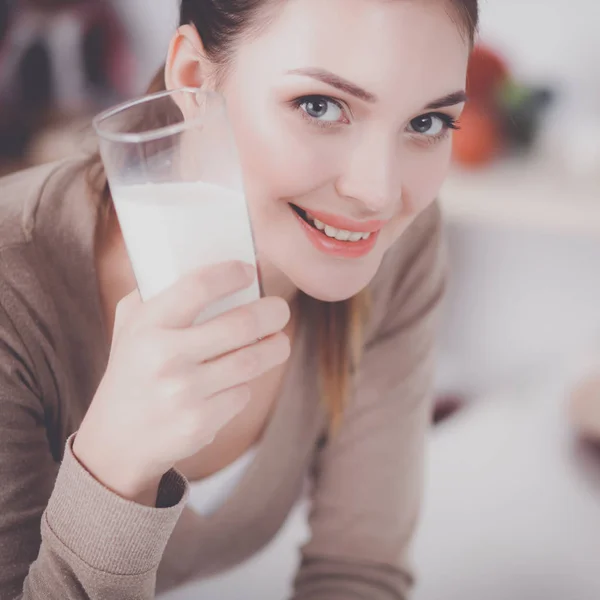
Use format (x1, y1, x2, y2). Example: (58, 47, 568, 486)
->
(171, 0, 470, 301)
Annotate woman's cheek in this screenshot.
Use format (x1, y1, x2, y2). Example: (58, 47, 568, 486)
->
(401, 142, 453, 211)
(242, 124, 342, 200)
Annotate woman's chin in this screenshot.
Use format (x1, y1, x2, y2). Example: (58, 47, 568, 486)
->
(292, 272, 371, 303)
(259, 251, 377, 303)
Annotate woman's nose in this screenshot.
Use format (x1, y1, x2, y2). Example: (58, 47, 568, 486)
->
(335, 135, 402, 215)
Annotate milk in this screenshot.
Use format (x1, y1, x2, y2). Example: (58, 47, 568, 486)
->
(112, 181, 260, 323)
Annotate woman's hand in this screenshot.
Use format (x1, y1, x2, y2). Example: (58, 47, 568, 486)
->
(73, 261, 290, 505)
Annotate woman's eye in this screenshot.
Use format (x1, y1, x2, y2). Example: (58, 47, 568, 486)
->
(409, 113, 453, 137)
(298, 96, 344, 123)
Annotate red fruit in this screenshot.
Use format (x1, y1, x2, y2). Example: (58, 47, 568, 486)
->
(453, 103, 501, 167)
(467, 44, 510, 103)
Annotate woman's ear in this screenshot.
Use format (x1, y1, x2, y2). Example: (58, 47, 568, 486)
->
(165, 25, 209, 90)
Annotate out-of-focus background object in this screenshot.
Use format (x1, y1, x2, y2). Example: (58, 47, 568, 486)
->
(437, 0, 600, 400)
(452, 43, 554, 167)
(0, 0, 135, 173)
(570, 369, 600, 445)
(419, 1, 600, 598)
(1, 1, 600, 599)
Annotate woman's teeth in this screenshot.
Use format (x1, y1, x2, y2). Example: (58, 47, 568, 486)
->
(308, 215, 372, 242)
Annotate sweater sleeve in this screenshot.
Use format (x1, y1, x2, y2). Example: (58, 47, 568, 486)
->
(292, 207, 445, 599)
(0, 303, 188, 599)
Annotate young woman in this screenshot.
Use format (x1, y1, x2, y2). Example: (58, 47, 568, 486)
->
(0, 0, 477, 597)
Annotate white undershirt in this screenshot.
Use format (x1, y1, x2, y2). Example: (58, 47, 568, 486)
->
(186, 447, 258, 517)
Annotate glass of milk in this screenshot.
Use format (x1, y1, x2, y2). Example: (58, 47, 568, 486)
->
(93, 87, 260, 323)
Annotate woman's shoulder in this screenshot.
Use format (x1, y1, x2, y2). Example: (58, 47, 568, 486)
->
(0, 156, 101, 346)
(0, 157, 106, 432)
(0, 157, 95, 251)
(0, 162, 62, 249)
(0, 156, 97, 281)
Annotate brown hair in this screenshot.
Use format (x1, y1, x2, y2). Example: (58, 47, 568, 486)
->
(90, 0, 479, 431)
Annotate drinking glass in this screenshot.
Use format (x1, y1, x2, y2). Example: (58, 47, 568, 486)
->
(93, 87, 259, 323)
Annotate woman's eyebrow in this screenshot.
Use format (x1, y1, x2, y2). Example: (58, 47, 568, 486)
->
(286, 69, 467, 112)
(286, 68, 378, 103)
(425, 90, 467, 110)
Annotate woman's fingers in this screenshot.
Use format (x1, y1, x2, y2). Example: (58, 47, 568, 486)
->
(191, 385, 254, 442)
(192, 332, 291, 398)
(141, 261, 256, 329)
(174, 296, 291, 363)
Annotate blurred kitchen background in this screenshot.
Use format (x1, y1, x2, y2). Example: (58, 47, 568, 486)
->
(1, 1, 600, 599)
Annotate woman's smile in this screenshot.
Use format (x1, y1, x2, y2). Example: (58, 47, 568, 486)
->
(289, 203, 385, 259)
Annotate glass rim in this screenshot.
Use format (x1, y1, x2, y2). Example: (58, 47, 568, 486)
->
(92, 87, 226, 145)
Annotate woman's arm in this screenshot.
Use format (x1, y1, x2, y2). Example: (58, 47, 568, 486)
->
(0, 302, 187, 599)
(292, 205, 445, 599)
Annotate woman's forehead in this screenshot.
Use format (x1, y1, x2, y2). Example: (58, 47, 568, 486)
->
(235, 0, 469, 108)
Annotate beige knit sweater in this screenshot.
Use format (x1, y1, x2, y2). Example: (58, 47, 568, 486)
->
(0, 157, 444, 599)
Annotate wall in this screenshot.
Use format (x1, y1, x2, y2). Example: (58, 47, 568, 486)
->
(478, 0, 599, 109)
(436, 222, 600, 397)
(110, 0, 178, 92)
(437, 0, 600, 396)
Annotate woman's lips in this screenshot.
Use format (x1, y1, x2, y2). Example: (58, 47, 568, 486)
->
(290, 205, 383, 259)
(300, 207, 386, 233)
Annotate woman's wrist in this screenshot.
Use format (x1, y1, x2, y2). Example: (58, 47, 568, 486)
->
(72, 431, 163, 507)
